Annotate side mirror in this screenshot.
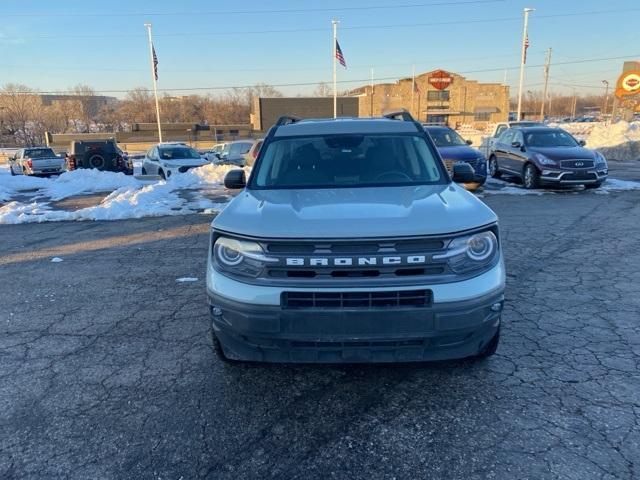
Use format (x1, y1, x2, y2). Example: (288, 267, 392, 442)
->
(451, 162, 475, 183)
(511, 141, 522, 148)
(465, 139, 473, 145)
(224, 169, 246, 189)
(578, 139, 586, 146)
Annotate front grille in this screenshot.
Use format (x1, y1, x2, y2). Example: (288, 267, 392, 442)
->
(560, 159, 594, 169)
(443, 158, 477, 172)
(564, 171, 597, 181)
(282, 289, 431, 309)
(262, 237, 449, 284)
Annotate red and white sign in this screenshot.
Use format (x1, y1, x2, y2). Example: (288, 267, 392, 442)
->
(428, 70, 453, 90)
(615, 71, 640, 98)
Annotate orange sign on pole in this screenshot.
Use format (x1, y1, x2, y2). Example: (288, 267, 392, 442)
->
(615, 70, 640, 98)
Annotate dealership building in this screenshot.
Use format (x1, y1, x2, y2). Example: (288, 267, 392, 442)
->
(251, 69, 509, 131)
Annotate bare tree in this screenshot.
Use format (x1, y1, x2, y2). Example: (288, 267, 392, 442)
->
(0, 83, 42, 146)
(313, 82, 332, 97)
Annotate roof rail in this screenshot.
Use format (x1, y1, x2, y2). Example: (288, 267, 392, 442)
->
(383, 109, 416, 122)
(275, 115, 302, 126)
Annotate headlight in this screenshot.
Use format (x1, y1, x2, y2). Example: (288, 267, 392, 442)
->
(434, 231, 499, 274)
(534, 153, 557, 166)
(213, 236, 277, 278)
(595, 151, 607, 166)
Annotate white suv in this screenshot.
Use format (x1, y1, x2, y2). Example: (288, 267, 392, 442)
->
(141, 143, 208, 179)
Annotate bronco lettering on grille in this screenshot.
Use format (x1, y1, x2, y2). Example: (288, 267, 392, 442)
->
(285, 256, 428, 267)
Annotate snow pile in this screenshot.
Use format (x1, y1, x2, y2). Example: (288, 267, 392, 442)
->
(586, 121, 640, 161)
(167, 163, 247, 189)
(43, 169, 143, 200)
(0, 163, 241, 224)
(586, 121, 640, 148)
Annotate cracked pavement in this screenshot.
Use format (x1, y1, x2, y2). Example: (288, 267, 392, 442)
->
(1, 188, 639, 479)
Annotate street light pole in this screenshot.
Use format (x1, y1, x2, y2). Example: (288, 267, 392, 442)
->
(516, 7, 534, 121)
(540, 47, 552, 119)
(602, 80, 610, 121)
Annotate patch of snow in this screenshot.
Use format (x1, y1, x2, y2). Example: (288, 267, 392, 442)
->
(483, 186, 547, 196)
(0, 163, 239, 224)
(51, 257, 63, 263)
(176, 277, 198, 282)
(586, 121, 640, 149)
(43, 169, 142, 201)
(598, 178, 640, 192)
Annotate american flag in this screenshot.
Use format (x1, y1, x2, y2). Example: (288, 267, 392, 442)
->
(335, 40, 346, 68)
(152, 44, 159, 80)
(523, 34, 530, 64)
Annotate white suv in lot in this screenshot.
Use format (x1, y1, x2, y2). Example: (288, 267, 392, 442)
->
(207, 112, 505, 363)
(141, 143, 208, 179)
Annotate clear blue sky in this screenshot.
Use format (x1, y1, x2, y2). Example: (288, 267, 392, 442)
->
(0, 0, 638, 98)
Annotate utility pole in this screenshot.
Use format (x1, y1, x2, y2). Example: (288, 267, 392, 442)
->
(332, 20, 338, 119)
(602, 80, 610, 121)
(540, 47, 552, 119)
(144, 23, 163, 143)
(571, 88, 577, 119)
(411, 65, 416, 116)
(370, 67, 374, 116)
(516, 7, 534, 121)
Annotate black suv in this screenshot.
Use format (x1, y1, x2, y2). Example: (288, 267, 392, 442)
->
(488, 127, 608, 189)
(66, 139, 133, 175)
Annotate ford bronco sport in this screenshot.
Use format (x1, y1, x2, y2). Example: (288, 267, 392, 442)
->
(207, 111, 505, 363)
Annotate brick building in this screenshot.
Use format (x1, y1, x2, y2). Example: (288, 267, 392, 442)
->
(350, 69, 509, 127)
(251, 69, 509, 132)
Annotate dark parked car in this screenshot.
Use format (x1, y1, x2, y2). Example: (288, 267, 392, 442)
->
(423, 125, 487, 189)
(217, 140, 255, 167)
(66, 139, 133, 175)
(488, 127, 608, 189)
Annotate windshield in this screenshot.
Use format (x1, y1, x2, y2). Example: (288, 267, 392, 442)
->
(24, 148, 56, 158)
(251, 134, 445, 189)
(158, 147, 201, 160)
(426, 129, 467, 147)
(524, 130, 579, 147)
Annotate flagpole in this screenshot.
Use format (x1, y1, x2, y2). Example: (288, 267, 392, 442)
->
(144, 23, 163, 143)
(332, 20, 338, 118)
(516, 8, 534, 121)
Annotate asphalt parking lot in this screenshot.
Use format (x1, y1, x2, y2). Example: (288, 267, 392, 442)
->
(1, 183, 640, 479)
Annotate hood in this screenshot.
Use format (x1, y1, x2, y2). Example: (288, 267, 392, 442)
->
(528, 146, 596, 160)
(213, 184, 497, 239)
(162, 158, 209, 167)
(437, 145, 484, 161)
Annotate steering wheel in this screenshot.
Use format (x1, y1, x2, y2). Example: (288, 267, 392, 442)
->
(374, 171, 412, 182)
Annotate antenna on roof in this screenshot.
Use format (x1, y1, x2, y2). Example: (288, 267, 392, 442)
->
(382, 109, 416, 122)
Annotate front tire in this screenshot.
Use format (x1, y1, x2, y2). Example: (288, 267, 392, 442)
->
(159, 169, 166, 180)
(523, 163, 540, 189)
(10, 165, 16, 176)
(488, 156, 501, 178)
(141, 167, 147, 175)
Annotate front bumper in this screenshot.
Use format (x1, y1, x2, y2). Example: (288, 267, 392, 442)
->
(540, 168, 607, 185)
(207, 262, 505, 363)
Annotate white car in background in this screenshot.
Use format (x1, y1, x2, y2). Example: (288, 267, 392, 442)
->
(202, 143, 227, 163)
(141, 143, 209, 179)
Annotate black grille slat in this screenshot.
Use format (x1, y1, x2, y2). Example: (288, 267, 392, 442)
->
(282, 290, 430, 309)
